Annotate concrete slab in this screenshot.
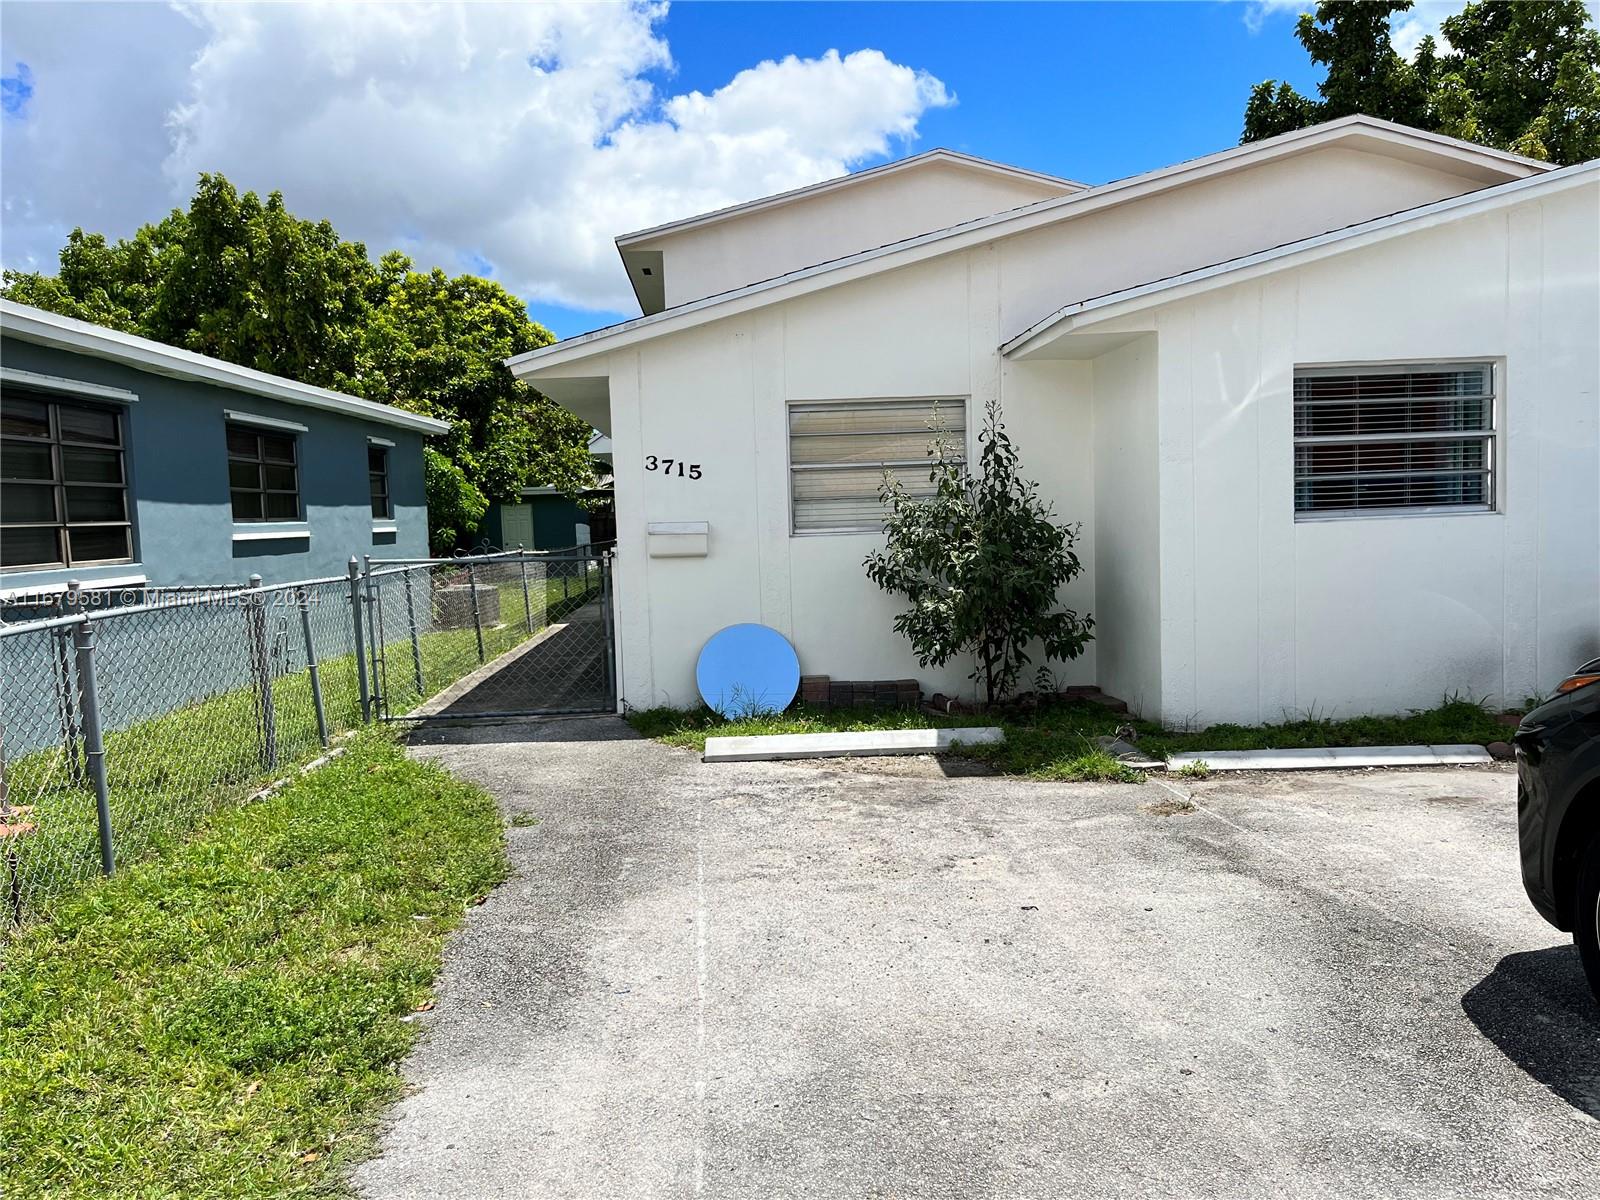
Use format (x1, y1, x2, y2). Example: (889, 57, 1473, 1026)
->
(357, 722, 1596, 1200)
(703, 725, 1003, 762)
(1166, 743, 1493, 771)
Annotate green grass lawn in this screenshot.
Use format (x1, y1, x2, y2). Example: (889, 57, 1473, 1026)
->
(0, 731, 508, 1199)
(5, 567, 601, 924)
(626, 694, 1512, 782)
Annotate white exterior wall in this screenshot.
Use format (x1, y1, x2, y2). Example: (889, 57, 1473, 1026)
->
(648, 161, 1069, 308)
(609, 252, 1002, 708)
(998, 148, 1497, 339)
(1143, 182, 1600, 725)
(582, 144, 1578, 717)
(1090, 338, 1163, 716)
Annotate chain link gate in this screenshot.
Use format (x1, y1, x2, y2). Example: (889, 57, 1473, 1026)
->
(361, 548, 616, 721)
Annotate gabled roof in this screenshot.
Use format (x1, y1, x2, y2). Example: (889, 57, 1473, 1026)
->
(613, 148, 1084, 248)
(0, 300, 450, 435)
(1002, 158, 1598, 358)
(510, 116, 1552, 379)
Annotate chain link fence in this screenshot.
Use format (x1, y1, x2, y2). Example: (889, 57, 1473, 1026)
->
(0, 546, 612, 928)
(365, 550, 612, 719)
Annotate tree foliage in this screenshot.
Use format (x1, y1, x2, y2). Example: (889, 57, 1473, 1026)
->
(863, 398, 1094, 707)
(2, 174, 596, 550)
(1243, 1, 1600, 165)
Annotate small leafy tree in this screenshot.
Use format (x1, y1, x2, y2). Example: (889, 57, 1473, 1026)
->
(864, 398, 1093, 707)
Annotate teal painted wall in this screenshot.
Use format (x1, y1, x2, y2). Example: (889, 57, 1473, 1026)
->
(1, 336, 430, 591)
(480, 494, 589, 551)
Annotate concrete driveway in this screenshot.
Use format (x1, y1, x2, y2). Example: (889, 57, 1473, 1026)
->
(356, 717, 1600, 1199)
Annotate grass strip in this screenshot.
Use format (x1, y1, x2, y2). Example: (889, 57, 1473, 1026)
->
(4, 569, 599, 922)
(0, 730, 508, 1199)
(626, 695, 1510, 782)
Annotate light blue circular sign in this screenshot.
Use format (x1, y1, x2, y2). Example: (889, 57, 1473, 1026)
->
(696, 623, 801, 718)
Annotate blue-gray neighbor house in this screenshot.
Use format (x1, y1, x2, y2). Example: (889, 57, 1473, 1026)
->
(0, 300, 448, 599)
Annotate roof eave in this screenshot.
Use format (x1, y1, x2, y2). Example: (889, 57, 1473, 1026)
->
(510, 118, 1566, 378)
(1002, 158, 1599, 356)
(612, 147, 1084, 248)
(0, 300, 451, 435)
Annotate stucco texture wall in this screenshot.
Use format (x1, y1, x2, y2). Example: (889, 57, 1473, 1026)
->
(1, 338, 429, 592)
(590, 144, 1584, 719)
(653, 159, 1069, 308)
(1142, 182, 1600, 724)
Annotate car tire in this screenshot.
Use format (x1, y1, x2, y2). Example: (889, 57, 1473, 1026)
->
(1577, 829, 1600, 1007)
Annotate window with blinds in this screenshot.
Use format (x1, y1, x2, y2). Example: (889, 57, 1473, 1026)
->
(1, 393, 133, 569)
(789, 398, 966, 534)
(1293, 363, 1495, 518)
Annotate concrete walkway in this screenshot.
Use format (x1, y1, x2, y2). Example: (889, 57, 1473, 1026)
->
(414, 600, 608, 717)
(355, 717, 1600, 1199)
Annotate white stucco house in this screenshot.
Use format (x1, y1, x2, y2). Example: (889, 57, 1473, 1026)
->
(510, 117, 1600, 726)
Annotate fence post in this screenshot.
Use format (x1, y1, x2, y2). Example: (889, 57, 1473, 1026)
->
(245, 574, 278, 771)
(53, 581, 84, 784)
(349, 557, 371, 723)
(363, 556, 386, 720)
(467, 562, 485, 664)
(518, 549, 533, 633)
(562, 558, 570, 603)
(402, 566, 425, 702)
(70, 617, 115, 877)
(296, 585, 329, 748)
(600, 553, 617, 711)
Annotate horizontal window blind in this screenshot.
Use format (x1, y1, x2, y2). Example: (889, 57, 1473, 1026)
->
(789, 398, 964, 533)
(1293, 363, 1495, 516)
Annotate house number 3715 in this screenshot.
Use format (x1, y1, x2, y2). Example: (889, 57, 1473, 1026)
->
(645, 456, 702, 479)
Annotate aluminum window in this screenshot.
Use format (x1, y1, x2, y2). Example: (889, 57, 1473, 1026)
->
(789, 398, 966, 534)
(1293, 362, 1496, 518)
(227, 422, 301, 521)
(1, 392, 133, 568)
(368, 445, 391, 520)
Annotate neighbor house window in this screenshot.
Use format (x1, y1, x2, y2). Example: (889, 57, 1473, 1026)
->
(1293, 362, 1495, 518)
(227, 423, 300, 521)
(368, 445, 391, 520)
(1, 393, 133, 568)
(789, 398, 966, 534)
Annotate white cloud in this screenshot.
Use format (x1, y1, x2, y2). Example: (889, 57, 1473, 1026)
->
(1389, 1, 1461, 59)
(1, 1, 952, 315)
(1241, 0, 1303, 37)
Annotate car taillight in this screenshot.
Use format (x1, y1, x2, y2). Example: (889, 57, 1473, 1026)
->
(1555, 672, 1600, 694)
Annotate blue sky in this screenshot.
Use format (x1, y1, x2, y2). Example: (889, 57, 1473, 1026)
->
(2, 2, 1348, 340)
(659, 1, 1321, 190)
(545, 0, 1326, 336)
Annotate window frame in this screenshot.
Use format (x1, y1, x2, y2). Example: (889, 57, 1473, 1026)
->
(1, 391, 135, 570)
(1291, 360, 1500, 522)
(226, 421, 302, 523)
(787, 396, 969, 537)
(368, 444, 392, 521)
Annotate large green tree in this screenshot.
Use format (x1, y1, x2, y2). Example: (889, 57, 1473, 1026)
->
(1243, 1, 1600, 165)
(2, 174, 596, 551)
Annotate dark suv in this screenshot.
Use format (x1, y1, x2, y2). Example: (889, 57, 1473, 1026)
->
(1515, 657, 1600, 1002)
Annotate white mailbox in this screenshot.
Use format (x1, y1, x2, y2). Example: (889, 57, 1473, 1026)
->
(647, 521, 709, 558)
